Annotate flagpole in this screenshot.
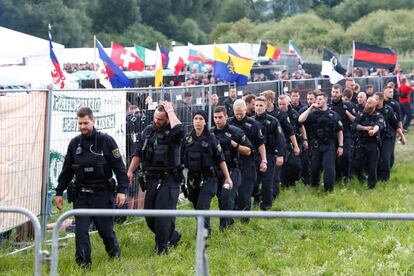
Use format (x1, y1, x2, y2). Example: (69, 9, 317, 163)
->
(94, 35, 97, 89)
(351, 40, 355, 76)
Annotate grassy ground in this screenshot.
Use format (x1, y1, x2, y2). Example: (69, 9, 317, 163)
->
(1, 132, 414, 275)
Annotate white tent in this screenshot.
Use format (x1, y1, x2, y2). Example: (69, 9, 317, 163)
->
(0, 26, 64, 66)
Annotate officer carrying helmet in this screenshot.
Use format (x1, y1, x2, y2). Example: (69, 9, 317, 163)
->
(55, 107, 128, 268)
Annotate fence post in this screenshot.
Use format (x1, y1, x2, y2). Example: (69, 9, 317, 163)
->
(195, 216, 209, 276)
(40, 89, 53, 240)
(0, 207, 43, 276)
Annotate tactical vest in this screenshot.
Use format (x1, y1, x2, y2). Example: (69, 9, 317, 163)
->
(141, 127, 181, 171)
(356, 112, 381, 143)
(215, 129, 240, 168)
(72, 133, 111, 187)
(184, 132, 214, 172)
(310, 110, 338, 143)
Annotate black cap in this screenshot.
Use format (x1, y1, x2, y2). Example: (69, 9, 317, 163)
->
(193, 110, 208, 122)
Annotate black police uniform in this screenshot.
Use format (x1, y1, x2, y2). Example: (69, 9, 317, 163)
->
(384, 98, 402, 169)
(182, 129, 225, 233)
(352, 111, 384, 188)
(126, 113, 148, 201)
(133, 123, 184, 254)
(223, 97, 235, 117)
(305, 109, 343, 192)
(228, 116, 264, 214)
(292, 101, 304, 112)
(211, 123, 252, 230)
(281, 106, 302, 187)
(56, 128, 128, 267)
(253, 113, 286, 210)
(376, 105, 399, 181)
(329, 99, 356, 181)
(298, 105, 312, 185)
(267, 105, 295, 196)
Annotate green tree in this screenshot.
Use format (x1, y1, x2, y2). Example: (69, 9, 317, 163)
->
(346, 9, 414, 54)
(210, 18, 255, 43)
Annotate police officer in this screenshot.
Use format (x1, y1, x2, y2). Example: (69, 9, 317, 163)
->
(228, 99, 266, 218)
(298, 90, 317, 185)
(298, 92, 344, 192)
(384, 87, 403, 169)
(223, 87, 237, 117)
(261, 90, 300, 196)
(352, 97, 384, 189)
(127, 102, 184, 255)
(212, 106, 252, 230)
(278, 95, 304, 187)
(329, 84, 356, 182)
(253, 96, 286, 210)
(373, 92, 406, 181)
(182, 110, 232, 235)
(55, 107, 128, 268)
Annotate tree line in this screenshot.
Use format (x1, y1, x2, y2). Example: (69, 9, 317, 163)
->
(1, 0, 414, 54)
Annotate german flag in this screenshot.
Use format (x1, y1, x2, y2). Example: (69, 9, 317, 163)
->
(353, 41, 397, 71)
(258, 41, 281, 60)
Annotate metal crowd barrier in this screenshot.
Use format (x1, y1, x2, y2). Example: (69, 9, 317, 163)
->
(0, 207, 45, 276)
(49, 209, 414, 276)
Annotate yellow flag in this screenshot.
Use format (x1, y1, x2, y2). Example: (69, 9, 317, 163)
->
(154, 43, 163, 87)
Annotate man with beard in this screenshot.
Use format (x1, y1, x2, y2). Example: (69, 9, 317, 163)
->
(329, 84, 356, 182)
(298, 92, 344, 192)
(228, 99, 266, 221)
(244, 94, 256, 117)
(356, 92, 367, 113)
(352, 97, 384, 188)
(212, 106, 252, 230)
(56, 107, 128, 268)
(253, 96, 286, 210)
(373, 93, 406, 182)
(127, 102, 184, 255)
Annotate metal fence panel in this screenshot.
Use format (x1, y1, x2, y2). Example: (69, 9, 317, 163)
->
(0, 91, 47, 246)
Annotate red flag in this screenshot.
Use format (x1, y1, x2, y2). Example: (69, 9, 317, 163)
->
(111, 42, 144, 71)
(174, 57, 185, 76)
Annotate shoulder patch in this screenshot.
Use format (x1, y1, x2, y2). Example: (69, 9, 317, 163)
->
(217, 144, 222, 152)
(242, 135, 247, 142)
(338, 120, 343, 127)
(112, 148, 121, 158)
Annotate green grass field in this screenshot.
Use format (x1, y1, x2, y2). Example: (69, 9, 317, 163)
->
(1, 132, 414, 275)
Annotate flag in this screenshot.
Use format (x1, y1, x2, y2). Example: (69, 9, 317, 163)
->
(228, 45, 249, 60)
(188, 43, 214, 65)
(111, 42, 144, 71)
(48, 24, 65, 89)
(167, 51, 185, 76)
(289, 40, 304, 64)
(258, 41, 281, 60)
(154, 43, 163, 87)
(96, 39, 132, 88)
(134, 44, 156, 65)
(160, 46, 170, 69)
(214, 47, 253, 86)
(321, 48, 346, 84)
(353, 41, 397, 71)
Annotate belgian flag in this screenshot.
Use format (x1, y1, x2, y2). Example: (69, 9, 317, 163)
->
(353, 41, 397, 71)
(258, 41, 281, 60)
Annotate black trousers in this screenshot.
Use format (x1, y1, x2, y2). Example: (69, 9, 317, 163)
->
(235, 160, 257, 211)
(188, 176, 218, 231)
(281, 149, 302, 186)
(255, 153, 276, 209)
(217, 168, 241, 230)
(353, 142, 380, 188)
(74, 190, 120, 266)
(301, 148, 311, 185)
(144, 176, 180, 251)
(335, 135, 353, 181)
(400, 102, 413, 130)
(310, 141, 336, 192)
(378, 138, 394, 181)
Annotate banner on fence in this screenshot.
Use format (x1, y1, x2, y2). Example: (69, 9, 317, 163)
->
(49, 90, 126, 189)
(0, 92, 46, 232)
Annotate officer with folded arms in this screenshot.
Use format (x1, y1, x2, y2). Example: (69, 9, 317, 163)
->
(55, 107, 128, 269)
(127, 102, 184, 255)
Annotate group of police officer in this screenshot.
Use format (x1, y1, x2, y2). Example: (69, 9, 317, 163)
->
(56, 78, 408, 268)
